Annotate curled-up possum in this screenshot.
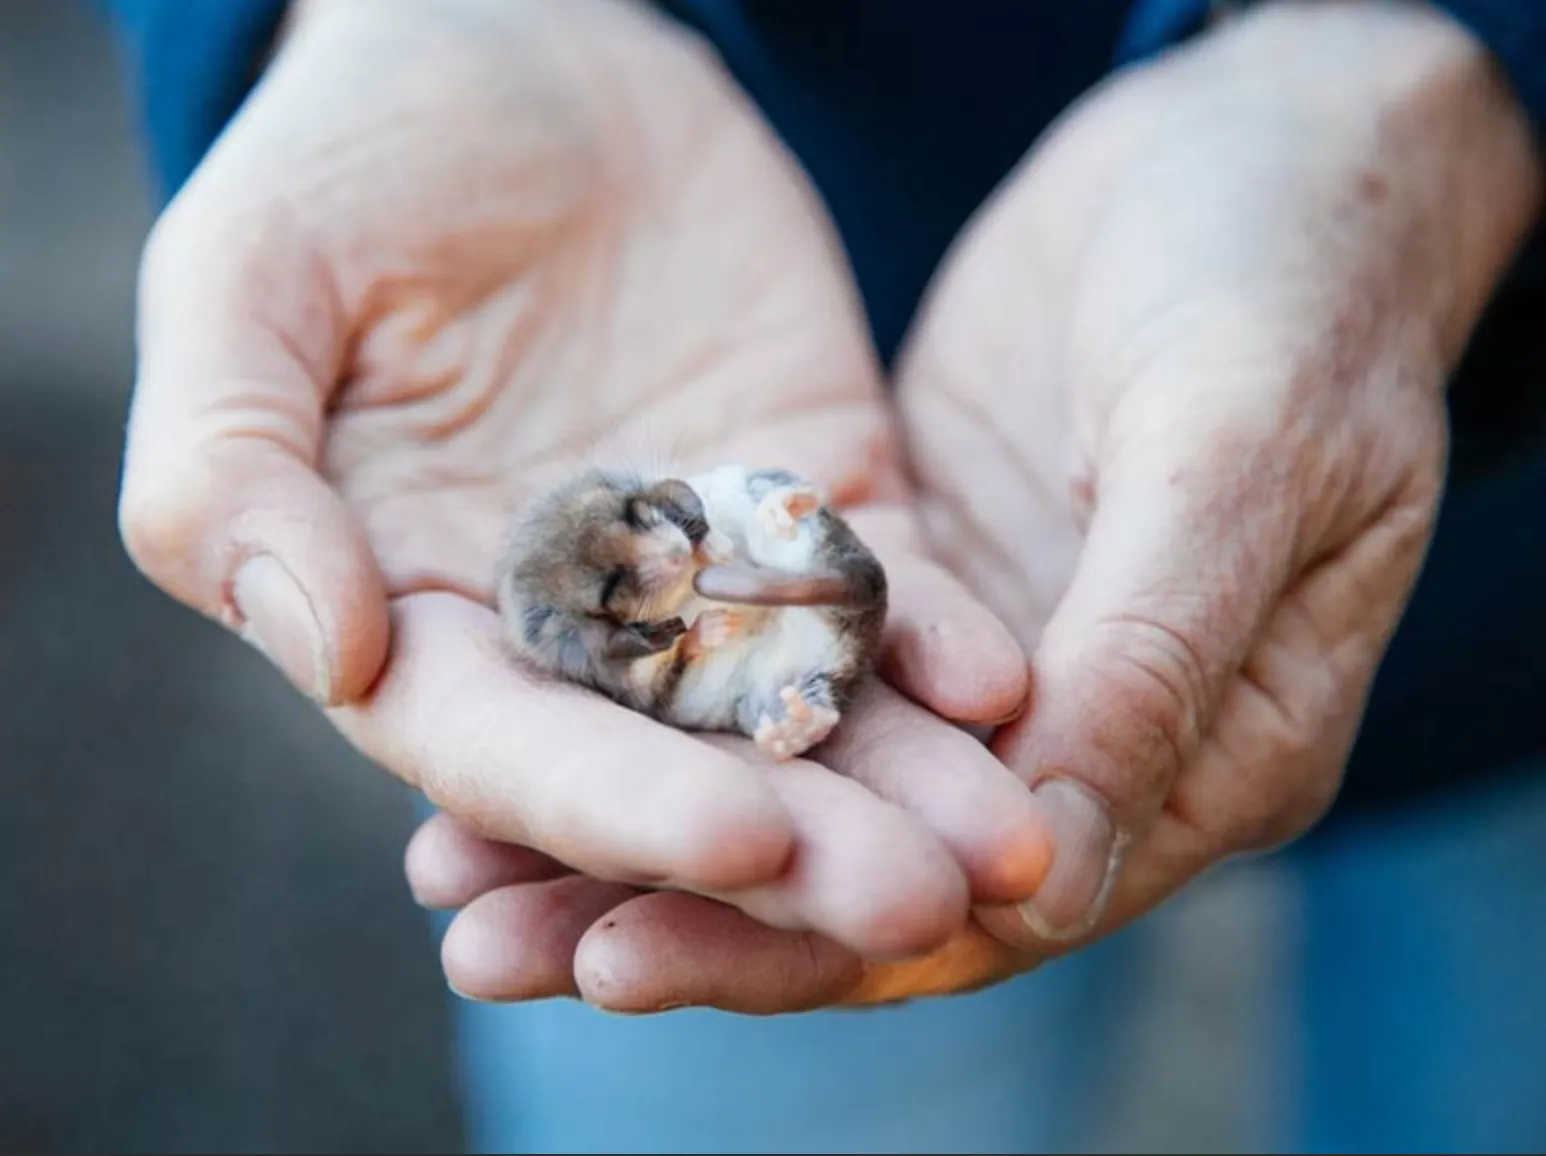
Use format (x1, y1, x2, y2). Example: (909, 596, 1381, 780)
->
(494, 464, 887, 760)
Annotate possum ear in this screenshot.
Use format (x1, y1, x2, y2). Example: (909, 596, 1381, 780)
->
(647, 479, 708, 544)
(647, 478, 700, 511)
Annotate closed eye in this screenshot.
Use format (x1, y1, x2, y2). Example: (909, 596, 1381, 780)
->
(599, 567, 626, 611)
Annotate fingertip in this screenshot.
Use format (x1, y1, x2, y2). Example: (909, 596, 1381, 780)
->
(843, 509, 1029, 724)
(404, 814, 454, 908)
(655, 764, 798, 892)
(440, 894, 533, 1002)
(274, 483, 393, 706)
(729, 755, 972, 959)
(967, 770, 1125, 951)
(319, 535, 393, 705)
(570, 909, 677, 1014)
(441, 878, 637, 1003)
(234, 533, 390, 708)
(969, 810, 1056, 906)
(883, 578, 1030, 725)
(848, 888, 970, 961)
(573, 892, 865, 1015)
(815, 682, 1048, 907)
(824, 831, 972, 960)
(404, 811, 566, 909)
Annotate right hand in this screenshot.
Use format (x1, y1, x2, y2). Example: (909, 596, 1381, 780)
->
(119, 0, 1050, 969)
(396, 0, 1543, 1011)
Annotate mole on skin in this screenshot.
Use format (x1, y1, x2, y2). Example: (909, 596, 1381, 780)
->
(493, 463, 887, 761)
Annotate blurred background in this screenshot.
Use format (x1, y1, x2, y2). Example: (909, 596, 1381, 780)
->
(0, 2, 1461, 1153)
(0, 2, 465, 1151)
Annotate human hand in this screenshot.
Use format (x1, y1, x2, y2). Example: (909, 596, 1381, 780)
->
(407, 0, 1542, 1009)
(117, 0, 1050, 965)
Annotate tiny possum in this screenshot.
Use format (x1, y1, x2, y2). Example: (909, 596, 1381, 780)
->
(494, 464, 887, 760)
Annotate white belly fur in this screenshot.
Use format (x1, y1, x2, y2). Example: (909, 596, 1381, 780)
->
(633, 464, 846, 729)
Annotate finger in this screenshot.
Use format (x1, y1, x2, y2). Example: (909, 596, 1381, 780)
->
(1019, 480, 1438, 944)
(848, 505, 1031, 726)
(995, 416, 1295, 943)
(575, 890, 864, 1014)
(330, 593, 797, 893)
(442, 876, 640, 1002)
(693, 738, 972, 959)
(120, 199, 389, 705)
(820, 680, 1052, 905)
(575, 893, 1023, 1014)
(404, 811, 569, 909)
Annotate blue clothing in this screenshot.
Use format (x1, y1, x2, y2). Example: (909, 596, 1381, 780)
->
(93, 0, 288, 201)
(96, 1, 1546, 1152)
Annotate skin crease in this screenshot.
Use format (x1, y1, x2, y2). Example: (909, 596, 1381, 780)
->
(409, 0, 1545, 1010)
(117, 0, 1062, 967)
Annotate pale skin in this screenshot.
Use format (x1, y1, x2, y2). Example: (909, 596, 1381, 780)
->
(119, 0, 1542, 1009)
(119, 0, 1055, 975)
(400, 1, 1545, 1009)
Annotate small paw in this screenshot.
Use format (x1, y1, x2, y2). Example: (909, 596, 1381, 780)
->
(691, 608, 746, 652)
(757, 485, 823, 540)
(753, 685, 840, 761)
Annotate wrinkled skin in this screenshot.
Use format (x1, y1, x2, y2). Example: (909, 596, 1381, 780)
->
(404, 2, 1542, 1010)
(119, 0, 1061, 976)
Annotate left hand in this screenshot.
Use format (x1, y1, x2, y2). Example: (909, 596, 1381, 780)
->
(120, 0, 1049, 982)
(406, 1, 1543, 1010)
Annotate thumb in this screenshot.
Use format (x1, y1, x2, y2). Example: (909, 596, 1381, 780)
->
(118, 198, 389, 705)
(994, 417, 1297, 940)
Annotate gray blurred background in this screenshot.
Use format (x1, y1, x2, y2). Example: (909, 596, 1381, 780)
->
(0, 3, 464, 1151)
(0, 2, 1288, 1152)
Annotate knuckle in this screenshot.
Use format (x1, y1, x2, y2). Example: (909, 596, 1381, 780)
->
(1212, 797, 1293, 857)
(1211, 752, 1345, 858)
(1265, 761, 1345, 849)
(139, 194, 309, 325)
(117, 457, 229, 604)
(1215, 785, 1322, 857)
(117, 472, 202, 579)
(137, 194, 226, 303)
(1079, 614, 1211, 784)
(1216, 665, 1348, 857)
(137, 201, 190, 290)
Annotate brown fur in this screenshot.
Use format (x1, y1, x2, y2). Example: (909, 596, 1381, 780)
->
(495, 468, 708, 711)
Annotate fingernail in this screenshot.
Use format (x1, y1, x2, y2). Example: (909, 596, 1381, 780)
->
(598, 998, 690, 1017)
(231, 554, 330, 702)
(986, 697, 1030, 728)
(961, 704, 1027, 745)
(1017, 778, 1126, 941)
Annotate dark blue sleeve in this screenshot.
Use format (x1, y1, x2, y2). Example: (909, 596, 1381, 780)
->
(92, 0, 289, 203)
(1117, 0, 1546, 144)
